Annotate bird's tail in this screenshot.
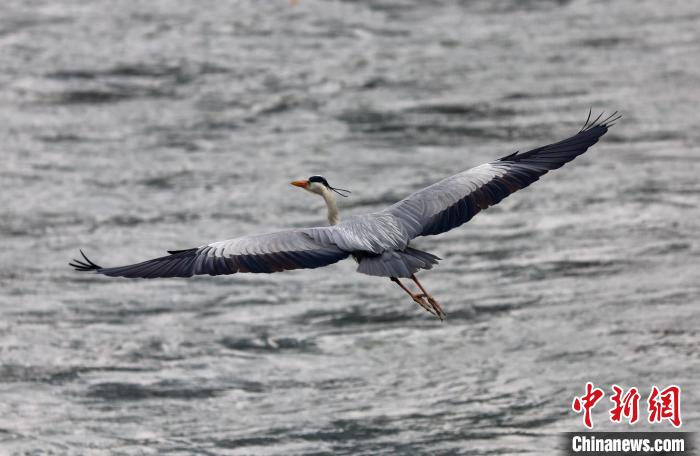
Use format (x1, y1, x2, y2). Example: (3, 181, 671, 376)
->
(356, 247, 440, 278)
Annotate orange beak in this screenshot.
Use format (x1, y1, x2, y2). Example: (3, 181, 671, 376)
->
(291, 180, 309, 188)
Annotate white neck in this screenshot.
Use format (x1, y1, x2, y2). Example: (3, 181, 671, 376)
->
(320, 187, 340, 226)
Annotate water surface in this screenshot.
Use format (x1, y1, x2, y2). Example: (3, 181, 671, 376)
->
(1, 0, 699, 454)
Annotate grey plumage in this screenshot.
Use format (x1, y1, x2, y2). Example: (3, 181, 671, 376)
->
(72, 230, 349, 278)
(385, 112, 620, 238)
(355, 248, 441, 278)
(71, 111, 619, 279)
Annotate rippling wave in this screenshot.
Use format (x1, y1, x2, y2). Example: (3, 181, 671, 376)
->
(1, 0, 699, 454)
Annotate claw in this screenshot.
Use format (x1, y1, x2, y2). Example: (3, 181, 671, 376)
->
(427, 296, 446, 321)
(412, 294, 437, 316)
(410, 274, 446, 321)
(391, 276, 443, 320)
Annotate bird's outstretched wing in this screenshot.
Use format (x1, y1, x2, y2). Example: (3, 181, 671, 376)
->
(70, 229, 349, 278)
(384, 111, 620, 239)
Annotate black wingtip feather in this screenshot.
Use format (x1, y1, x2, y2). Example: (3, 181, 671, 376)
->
(579, 108, 593, 132)
(70, 249, 102, 272)
(500, 110, 621, 162)
(580, 109, 622, 131)
(167, 248, 199, 255)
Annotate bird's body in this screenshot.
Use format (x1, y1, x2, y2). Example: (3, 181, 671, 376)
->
(72, 111, 620, 319)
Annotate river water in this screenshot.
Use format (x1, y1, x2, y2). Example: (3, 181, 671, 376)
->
(1, 0, 699, 454)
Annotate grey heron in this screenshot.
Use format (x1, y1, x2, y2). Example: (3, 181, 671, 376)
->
(71, 111, 620, 320)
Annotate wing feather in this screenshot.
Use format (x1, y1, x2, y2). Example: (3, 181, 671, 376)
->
(384, 111, 619, 238)
(72, 229, 349, 279)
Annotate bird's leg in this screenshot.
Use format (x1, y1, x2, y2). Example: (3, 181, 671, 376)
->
(390, 277, 437, 317)
(410, 274, 445, 321)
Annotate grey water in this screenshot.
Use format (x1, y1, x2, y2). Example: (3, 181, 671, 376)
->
(1, 0, 699, 454)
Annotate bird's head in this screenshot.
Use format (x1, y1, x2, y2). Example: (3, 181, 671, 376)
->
(290, 175, 351, 198)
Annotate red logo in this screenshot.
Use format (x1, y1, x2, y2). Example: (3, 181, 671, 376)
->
(648, 385, 682, 427)
(573, 383, 682, 428)
(572, 382, 605, 429)
(609, 385, 640, 424)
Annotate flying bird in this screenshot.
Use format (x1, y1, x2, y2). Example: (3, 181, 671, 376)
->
(71, 111, 620, 320)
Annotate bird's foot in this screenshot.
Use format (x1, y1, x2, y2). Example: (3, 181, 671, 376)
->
(412, 293, 438, 317)
(426, 296, 446, 321)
